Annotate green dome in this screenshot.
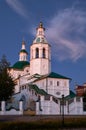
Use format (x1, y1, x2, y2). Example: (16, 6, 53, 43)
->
(19, 49, 28, 54)
(12, 61, 30, 70)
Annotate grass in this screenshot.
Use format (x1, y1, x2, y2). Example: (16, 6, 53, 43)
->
(0, 116, 86, 130)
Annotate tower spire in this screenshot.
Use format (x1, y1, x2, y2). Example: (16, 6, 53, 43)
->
(21, 40, 25, 50)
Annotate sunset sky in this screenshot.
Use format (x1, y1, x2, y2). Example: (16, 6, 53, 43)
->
(0, 0, 86, 91)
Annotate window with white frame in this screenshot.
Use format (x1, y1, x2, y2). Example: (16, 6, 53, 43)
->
(50, 81, 53, 85)
(57, 81, 59, 86)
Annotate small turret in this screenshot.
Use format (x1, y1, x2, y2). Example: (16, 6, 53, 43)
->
(19, 40, 28, 61)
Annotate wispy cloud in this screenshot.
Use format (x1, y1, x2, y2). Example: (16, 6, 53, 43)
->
(46, 6, 86, 61)
(6, 0, 28, 19)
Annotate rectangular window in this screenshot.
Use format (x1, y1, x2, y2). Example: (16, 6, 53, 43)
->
(25, 85, 26, 89)
(32, 90, 34, 95)
(57, 81, 59, 86)
(42, 82, 44, 86)
(22, 86, 24, 90)
(50, 81, 53, 85)
(64, 81, 67, 86)
(20, 86, 21, 91)
(44, 95, 50, 100)
(35, 92, 37, 96)
(29, 88, 31, 91)
(76, 97, 80, 102)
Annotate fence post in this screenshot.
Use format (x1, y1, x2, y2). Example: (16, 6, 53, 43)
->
(62, 94, 64, 127)
(19, 100, 23, 115)
(1, 101, 5, 115)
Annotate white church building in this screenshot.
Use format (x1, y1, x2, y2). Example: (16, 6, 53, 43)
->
(4, 22, 86, 115)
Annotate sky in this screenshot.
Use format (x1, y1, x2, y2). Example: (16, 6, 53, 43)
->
(0, 0, 86, 91)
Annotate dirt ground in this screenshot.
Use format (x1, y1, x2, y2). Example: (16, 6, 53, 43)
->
(0, 115, 86, 130)
(0, 115, 60, 122)
(0, 115, 86, 122)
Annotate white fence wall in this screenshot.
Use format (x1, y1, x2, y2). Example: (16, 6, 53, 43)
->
(36, 96, 86, 115)
(0, 101, 23, 115)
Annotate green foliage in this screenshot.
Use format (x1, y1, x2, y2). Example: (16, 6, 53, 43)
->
(0, 55, 15, 101)
(0, 55, 10, 73)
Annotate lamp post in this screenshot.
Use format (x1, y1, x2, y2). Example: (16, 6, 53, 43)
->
(62, 94, 64, 127)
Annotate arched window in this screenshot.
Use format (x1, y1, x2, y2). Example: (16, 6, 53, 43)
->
(35, 48, 39, 58)
(31, 49, 33, 59)
(43, 48, 46, 58)
(23, 55, 26, 61)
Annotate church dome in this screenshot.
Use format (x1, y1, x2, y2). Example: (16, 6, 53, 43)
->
(12, 61, 30, 70)
(19, 49, 28, 54)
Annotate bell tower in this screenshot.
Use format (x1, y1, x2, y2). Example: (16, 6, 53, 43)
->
(30, 22, 51, 76)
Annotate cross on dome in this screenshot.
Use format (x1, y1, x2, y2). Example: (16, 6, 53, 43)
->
(37, 22, 45, 30)
(36, 22, 45, 37)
